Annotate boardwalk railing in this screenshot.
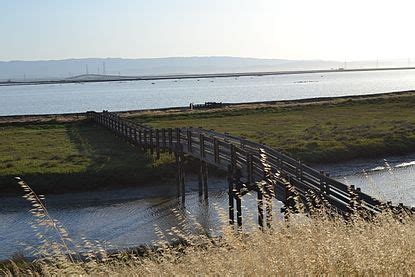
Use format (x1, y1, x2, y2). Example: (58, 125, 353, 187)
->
(88, 111, 414, 221)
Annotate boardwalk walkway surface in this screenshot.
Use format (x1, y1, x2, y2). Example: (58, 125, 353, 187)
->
(88, 111, 414, 226)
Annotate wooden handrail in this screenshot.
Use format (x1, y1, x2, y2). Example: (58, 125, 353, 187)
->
(87, 111, 414, 216)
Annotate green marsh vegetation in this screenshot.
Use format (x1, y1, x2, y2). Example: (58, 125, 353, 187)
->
(0, 121, 174, 195)
(133, 93, 415, 163)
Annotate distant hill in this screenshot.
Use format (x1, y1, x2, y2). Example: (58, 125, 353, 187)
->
(0, 56, 409, 81)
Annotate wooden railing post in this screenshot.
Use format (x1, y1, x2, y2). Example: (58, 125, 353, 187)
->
(228, 165, 235, 226)
(149, 129, 154, 155)
(257, 183, 264, 229)
(162, 129, 166, 151)
(247, 153, 253, 184)
(230, 144, 236, 170)
(175, 151, 181, 200)
(155, 129, 160, 159)
(175, 128, 181, 148)
(138, 129, 142, 149)
(213, 138, 219, 163)
(134, 128, 138, 145)
(229, 145, 242, 227)
(198, 160, 203, 198)
(187, 130, 192, 153)
(126, 125, 130, 141)
(180, 144, 185, 205)
(168, 128, 173, 154)
(318, 171, 331, 205)
(202, 161, 208, 199)
(200, 134, 205, 158)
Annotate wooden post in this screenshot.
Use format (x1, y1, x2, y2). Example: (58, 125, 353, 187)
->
(198, 160, 203, 197)
(162, 129, 166, 151)
(187, 130, 192, 153)
(247, 153, 253, 184)
(149, 130, 154, 155)
(168, 128, 173, 154)
(155, 129, 160, 159)
(298, 161, 303, 181)
(265, 194, 272, 228)
(230, 144, 236, 170)
(213, 138, 219, 164)
(175, 128, 181, 149)
(200, 134, 205, 158)
(228, 165, 235, 226)
(143, 130, 148, 151)
(236, 191, 242, 228)
(257, 186, 264, 229)
(175, 152, 181, 198)
(263, 169, 273, 228)
(134, 129, 138, 145)
(180, 149, 185, 206)
(202, 161, 208, 199)
(138, 129, 143, 149)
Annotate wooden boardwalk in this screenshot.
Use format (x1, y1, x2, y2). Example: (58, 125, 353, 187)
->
(88, 111, 414, 227)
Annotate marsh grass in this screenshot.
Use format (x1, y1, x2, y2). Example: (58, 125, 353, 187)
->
(0, 120, 175, 195)
(134, 94, 415, 163)
(3, 166, 414, 276)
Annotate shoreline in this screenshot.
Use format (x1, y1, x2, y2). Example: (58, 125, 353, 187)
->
(1, 89, 414, 123)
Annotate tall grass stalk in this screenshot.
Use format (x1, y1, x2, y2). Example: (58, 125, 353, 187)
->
(3, 171, 414, 275)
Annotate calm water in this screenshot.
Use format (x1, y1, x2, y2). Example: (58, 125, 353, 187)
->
(1, 69, 415, 115)
(0, 154, 414, 260)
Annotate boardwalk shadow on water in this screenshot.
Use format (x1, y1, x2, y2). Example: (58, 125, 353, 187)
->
(0, 120, 176, 196)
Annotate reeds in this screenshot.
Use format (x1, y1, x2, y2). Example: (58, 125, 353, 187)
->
(3, 170, 414, 276)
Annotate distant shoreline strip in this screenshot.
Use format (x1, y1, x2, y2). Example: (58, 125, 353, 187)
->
(0, 89, 413, 120)
(1, 66, 415, 87)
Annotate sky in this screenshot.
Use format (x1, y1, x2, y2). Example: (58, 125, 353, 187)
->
(1, 0, 415, 61)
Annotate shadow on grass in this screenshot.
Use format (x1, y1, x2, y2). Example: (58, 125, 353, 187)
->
(0, 120, 176, 196)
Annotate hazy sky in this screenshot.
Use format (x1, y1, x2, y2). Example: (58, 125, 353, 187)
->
(1, 0, 414, 61)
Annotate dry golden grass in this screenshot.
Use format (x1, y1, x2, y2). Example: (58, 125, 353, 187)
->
(3, 176, 414, 276)
(5, 212, 414, 276)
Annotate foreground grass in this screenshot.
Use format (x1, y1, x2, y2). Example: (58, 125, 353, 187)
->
(0, 121, 173, 195)
(131, 93, 415, 163)
(4, 212, 414, 275)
